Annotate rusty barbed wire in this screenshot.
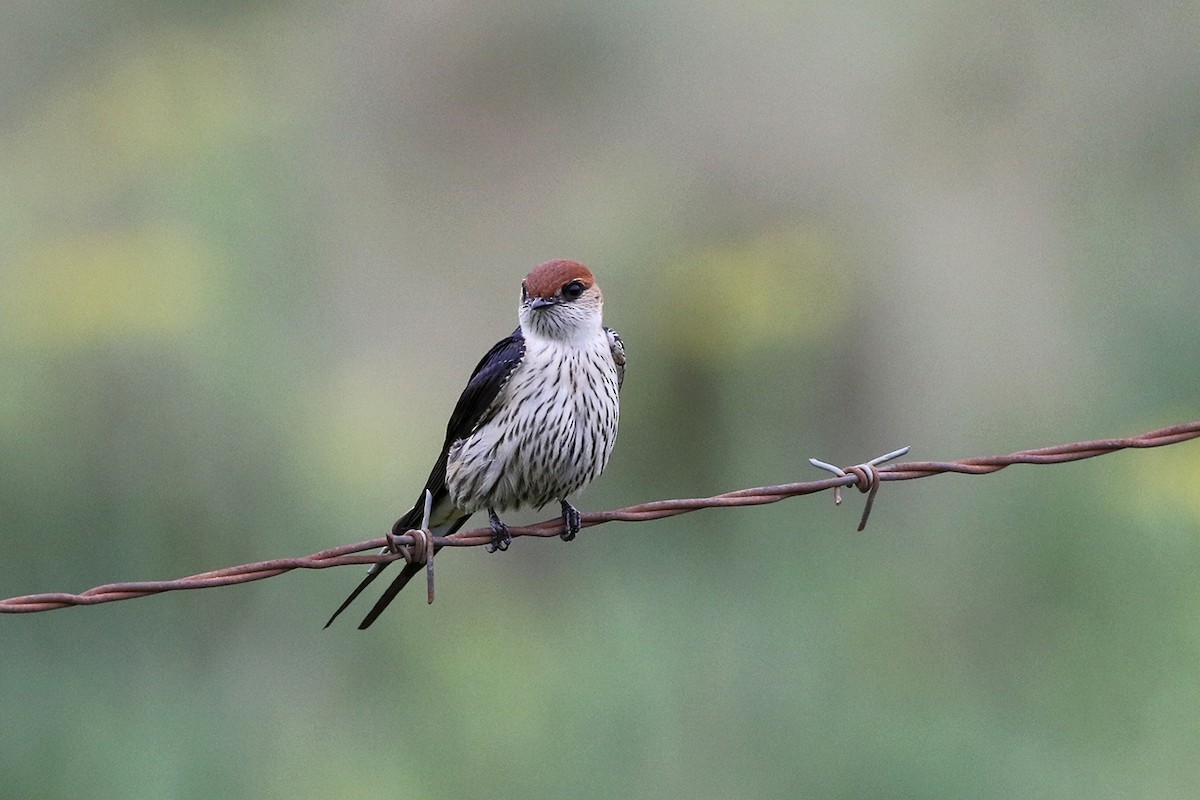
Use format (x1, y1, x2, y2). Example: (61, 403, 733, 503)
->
(2, 420, 1198, 615)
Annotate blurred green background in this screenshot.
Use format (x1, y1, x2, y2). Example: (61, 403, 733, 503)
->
(3, 2, 1199, 798)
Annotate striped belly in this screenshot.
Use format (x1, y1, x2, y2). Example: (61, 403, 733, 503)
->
(445, 338, 620, 513)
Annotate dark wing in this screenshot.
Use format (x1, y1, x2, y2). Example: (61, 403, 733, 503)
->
(605, 327, 626, 390)
(442, 327, 527, 449)
(413, 327, 527, 505)
(324, 328, 526, 629)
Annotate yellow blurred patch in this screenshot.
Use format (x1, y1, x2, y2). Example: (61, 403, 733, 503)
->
(659, 229, 852, 361)
(1118, 439, 1200, 527)
(5, 225, 213, 345)
(2, 30, 257, 207)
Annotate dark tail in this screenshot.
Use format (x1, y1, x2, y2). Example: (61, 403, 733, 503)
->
(355, 510, 473, 627)
(323, 563, 387, 629)
(323, 502, 424, 629)
(356, 559, 432, 629)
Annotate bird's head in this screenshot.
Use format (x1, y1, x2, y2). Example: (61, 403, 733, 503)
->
(518, 259, 604, 341)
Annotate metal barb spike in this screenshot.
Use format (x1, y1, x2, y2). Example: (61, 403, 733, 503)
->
(808, 446, 911, 530)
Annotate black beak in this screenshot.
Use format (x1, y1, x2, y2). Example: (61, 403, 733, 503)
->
(530, 297, 557, 311)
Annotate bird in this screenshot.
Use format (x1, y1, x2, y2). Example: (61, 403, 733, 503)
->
(325, 259, 625, 629)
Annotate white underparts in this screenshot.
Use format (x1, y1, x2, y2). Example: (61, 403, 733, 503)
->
(445, 329, 621, 513)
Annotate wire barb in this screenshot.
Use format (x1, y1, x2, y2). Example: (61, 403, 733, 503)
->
(420, 489, 435, 604)
(809, 446, 910, 530)
(388, 489, 437, 604)
(2, 423, 1198, 616)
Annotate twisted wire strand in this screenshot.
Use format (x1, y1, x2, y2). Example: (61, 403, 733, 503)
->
(3, 420, 1197, 615)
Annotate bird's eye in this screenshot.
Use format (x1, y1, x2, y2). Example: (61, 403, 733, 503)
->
(563, 280, 586, 300)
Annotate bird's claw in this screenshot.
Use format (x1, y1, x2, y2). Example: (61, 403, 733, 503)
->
(486, 508, 511, 553)
(560, 500, 582, 542)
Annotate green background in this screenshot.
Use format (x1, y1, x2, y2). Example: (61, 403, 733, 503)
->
(3, 2, 1199, 798)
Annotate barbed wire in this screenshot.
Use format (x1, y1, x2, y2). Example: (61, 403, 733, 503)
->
(3, 420, 1197, 615)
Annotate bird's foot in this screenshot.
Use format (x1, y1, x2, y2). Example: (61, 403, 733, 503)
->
(560, 499, 582, 542)
(486, 507, 511, 553)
